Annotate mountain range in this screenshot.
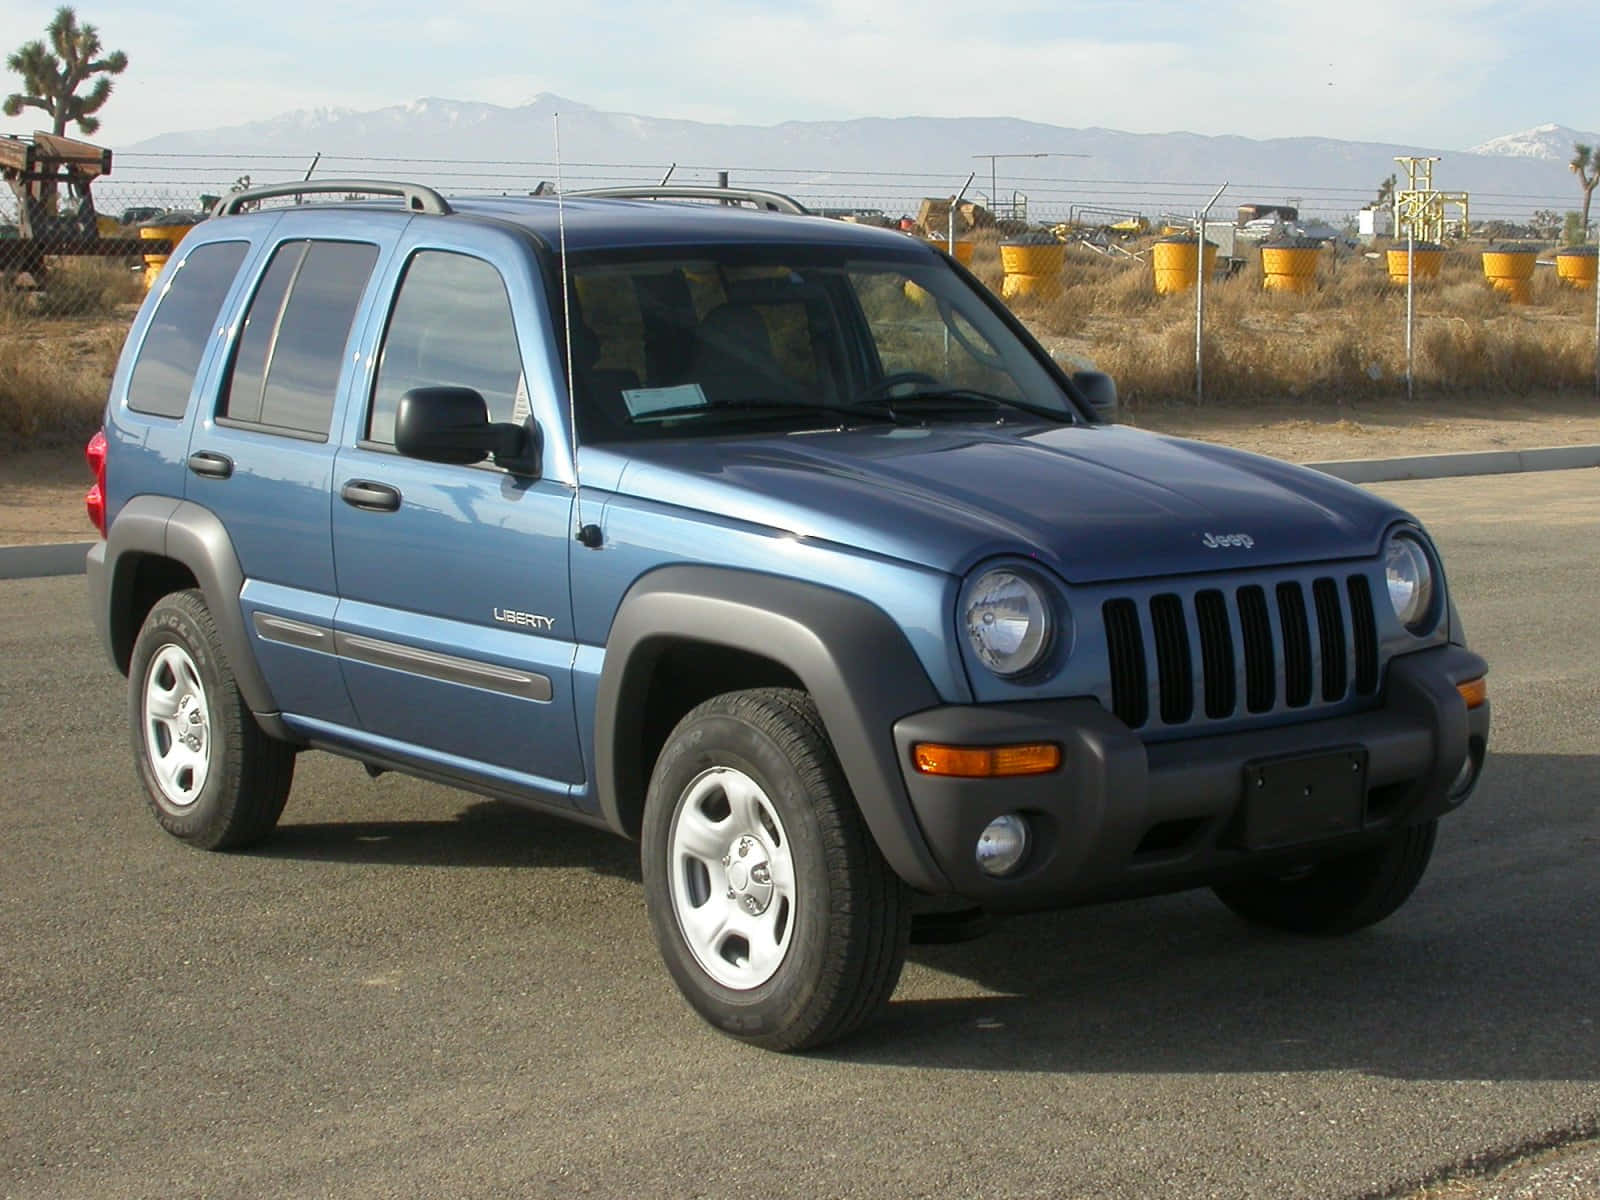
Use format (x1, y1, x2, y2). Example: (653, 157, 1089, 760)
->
(118, 97, 1600, 224)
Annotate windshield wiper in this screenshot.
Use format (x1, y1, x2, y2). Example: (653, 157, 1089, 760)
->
(631, 397, 904, 426)
(867, 387, 1071, 424)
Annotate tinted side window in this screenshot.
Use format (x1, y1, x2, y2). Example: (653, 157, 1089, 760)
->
(221, 240, 379, 437)
(222, 243, 300, 425)
(127, 241, 249, 418)
(367, 251, 522, 445)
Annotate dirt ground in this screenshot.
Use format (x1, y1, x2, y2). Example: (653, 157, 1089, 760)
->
(5, 392, 1600, 546)
(1128, 391, 1600, 461)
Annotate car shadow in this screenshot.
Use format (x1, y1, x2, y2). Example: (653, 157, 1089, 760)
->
(249, 751, 1596, 1083)
(831, 751, 1599, 1083)
(254, 798, 643, 883)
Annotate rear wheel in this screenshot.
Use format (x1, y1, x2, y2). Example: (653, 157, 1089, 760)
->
(128, 590, 294, 850)
(641, 688, 910, 1051)
(1212, 820, 1438, 936)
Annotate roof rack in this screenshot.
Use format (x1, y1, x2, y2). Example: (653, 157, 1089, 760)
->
(211, 179, 452, 218)
(570, 186, 809, 215)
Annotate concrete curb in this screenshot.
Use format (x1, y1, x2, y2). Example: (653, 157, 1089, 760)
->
(1306, 443, 1600, 484)
(0, 542, 93, 581)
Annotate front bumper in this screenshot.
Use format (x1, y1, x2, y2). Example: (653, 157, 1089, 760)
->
(893, 644, 1489, 910)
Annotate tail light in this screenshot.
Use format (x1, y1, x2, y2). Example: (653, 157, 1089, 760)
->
(85, 428, 107, 537)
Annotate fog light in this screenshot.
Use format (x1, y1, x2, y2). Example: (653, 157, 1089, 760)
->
(976, 814, 1030, 877)
(1450, 742, 1483, 798)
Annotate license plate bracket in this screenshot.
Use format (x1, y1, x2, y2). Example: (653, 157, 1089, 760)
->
(1241, 747, 1367, 850)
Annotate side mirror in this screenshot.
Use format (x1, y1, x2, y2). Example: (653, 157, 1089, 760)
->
(394, 386, 540, 476)
(1072, 370, 1118, 423)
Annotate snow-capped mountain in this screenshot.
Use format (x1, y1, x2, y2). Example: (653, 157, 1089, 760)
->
(1469, 124, 1600, 161)
(111, 97, 1591, 223)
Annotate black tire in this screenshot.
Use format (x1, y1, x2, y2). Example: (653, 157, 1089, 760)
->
(641, 688, 911, 1051)
(1212, 820, 1438, 936)
(128, 589, 294, 850)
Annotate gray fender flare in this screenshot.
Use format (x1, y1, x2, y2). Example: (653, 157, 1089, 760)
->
(594, 565, 953, 894)
(98, 496, 281, 722)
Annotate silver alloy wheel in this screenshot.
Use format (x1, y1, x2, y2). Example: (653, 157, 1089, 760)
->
(667, 766, 797, 990)
(142, 643, 212, 808)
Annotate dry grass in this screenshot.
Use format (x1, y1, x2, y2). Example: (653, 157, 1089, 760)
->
(989, 239, 1600, 411)
(0, 260, 138, 445)
(1, 241, 1597, 449)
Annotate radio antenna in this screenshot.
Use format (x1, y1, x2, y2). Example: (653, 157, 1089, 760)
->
(555, 112, 602, 549)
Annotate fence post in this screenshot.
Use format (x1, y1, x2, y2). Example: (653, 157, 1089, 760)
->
(1195, 182, 1227, 405)
(1406, 233, 1415, 403)
(948, 172, 975, 255)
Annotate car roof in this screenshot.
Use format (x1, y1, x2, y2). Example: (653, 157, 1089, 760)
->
(218, 192, 934, 257)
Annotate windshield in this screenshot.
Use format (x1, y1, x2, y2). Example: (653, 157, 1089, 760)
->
(564, 243, 1078, 443)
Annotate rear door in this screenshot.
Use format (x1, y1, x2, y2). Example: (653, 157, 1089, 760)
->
(184, 223, 397, 726)
(329, 223, 583, 796)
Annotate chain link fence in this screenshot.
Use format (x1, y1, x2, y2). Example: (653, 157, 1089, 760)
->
(2, 152, 1595, 411)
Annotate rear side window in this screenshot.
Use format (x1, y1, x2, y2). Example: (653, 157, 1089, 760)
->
(366, 251, 523, 445)
(220, 239, 379, 437)
(126, 241, 249, 418)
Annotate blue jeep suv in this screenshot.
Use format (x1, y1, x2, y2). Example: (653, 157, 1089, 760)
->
(86, 180, 1490, 1050)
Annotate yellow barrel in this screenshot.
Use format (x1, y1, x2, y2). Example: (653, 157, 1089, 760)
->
(999, 238, 1065, 301)
(140, 223, 194, 291)
(1259, 239, 1321, 293)
(1152, 235, 1218, 294)
(1555, 246, 1598, 290)
(938, 239, 975, 265)
(1482, 246, 1538, 303)
(1385, 244, 1444, 285)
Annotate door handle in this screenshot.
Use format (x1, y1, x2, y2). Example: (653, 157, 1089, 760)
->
(187, 451, 233, 479)
(340, 479, 401, 512)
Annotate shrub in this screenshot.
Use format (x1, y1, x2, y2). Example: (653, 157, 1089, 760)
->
(0, 303, 121, 444)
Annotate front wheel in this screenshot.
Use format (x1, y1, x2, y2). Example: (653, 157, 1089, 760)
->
(1212, 820, 1438, 936)
(641, 688, 910, 1051)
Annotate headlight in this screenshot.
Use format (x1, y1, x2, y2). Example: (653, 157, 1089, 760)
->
(963, 569, 1053, 677)
(1384, 531, 1436, 633)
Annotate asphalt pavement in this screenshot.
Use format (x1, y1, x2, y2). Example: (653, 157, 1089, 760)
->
(1, 470, 1597, 1199)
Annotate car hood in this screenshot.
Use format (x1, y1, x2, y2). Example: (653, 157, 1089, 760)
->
(609, 423, 1404, 584)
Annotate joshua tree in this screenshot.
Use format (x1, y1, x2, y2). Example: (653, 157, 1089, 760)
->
(1573, 144, 1598, 244)
(4, 7, 128, 137)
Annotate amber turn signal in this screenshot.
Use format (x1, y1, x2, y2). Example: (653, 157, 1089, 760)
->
(912, 742, 1061, 778)
(1456, 677, 1488, 710)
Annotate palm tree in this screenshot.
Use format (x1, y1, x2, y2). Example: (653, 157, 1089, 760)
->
(3, 7, 128, 137)
(1573, 144, 1599, 244)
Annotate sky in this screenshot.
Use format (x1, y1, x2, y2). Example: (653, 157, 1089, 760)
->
(2, 0, 1597, 150)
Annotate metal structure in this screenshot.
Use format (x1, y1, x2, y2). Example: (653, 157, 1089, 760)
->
(0, 131, 167, 280)
(972, 152, 1089, 222)
(0, 130, 110, 240)
(1392, 155, 1470, 243)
